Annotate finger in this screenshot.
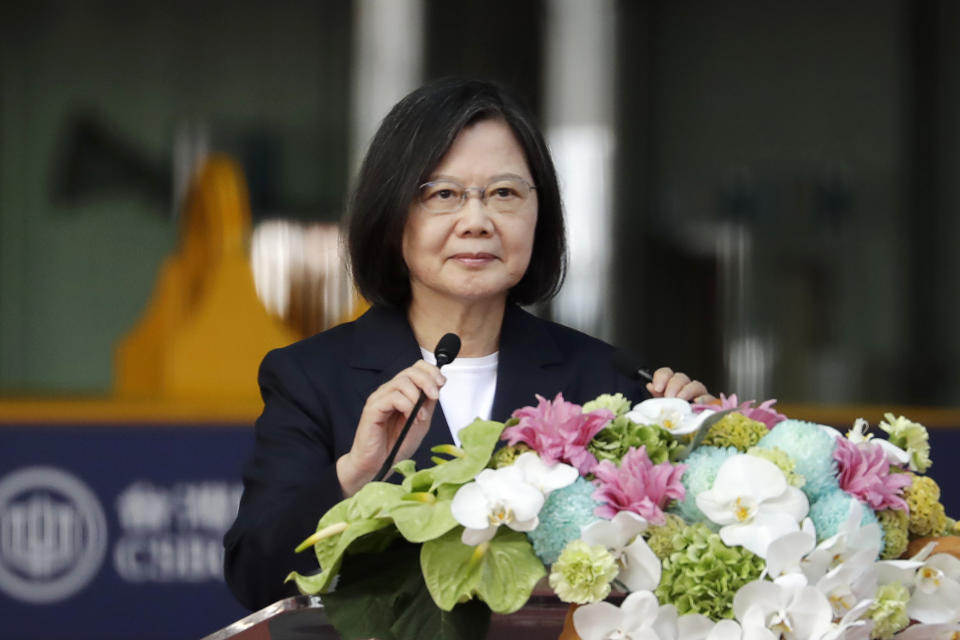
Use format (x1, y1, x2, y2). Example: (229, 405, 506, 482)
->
(393, 397, 438, 462)
(402, 364, 446, 400)
(410, 359, 446, 387)
(675, 380, 709, 402)
(663, 372, 691, 398)
(650, 367, 674, 395)
(360, 391, 417, 429)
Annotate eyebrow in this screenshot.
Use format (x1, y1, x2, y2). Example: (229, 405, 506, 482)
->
(426, 172, 530, 184)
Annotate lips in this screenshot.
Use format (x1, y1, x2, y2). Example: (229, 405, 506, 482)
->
(450, 252, 498, 265)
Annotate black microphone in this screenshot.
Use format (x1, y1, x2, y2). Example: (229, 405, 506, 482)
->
(373, 333, 461, 482)
(612, 349, 654, 383)
(434, 332, 461, 368)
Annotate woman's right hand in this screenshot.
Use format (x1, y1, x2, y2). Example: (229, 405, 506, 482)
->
(336, 360, 446, 497)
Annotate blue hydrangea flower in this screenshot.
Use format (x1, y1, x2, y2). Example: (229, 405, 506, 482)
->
(809, 488, 881, 553)
(669, 445, 739, 525)
(527, 477, 602, 565)
(756, 419, 840, 502)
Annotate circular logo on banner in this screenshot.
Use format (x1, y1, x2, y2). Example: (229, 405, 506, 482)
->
(0, 467, 108, 603)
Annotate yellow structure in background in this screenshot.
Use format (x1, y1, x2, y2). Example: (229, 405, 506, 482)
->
(115, 154, 299, 402)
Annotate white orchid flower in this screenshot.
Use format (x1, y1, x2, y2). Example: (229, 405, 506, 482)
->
(815, 552, 877, 620)
(734, 573, 833, 640)
(573, 591, 684, 640)
(817, 598, 875, 640)
(907, 553, 960, 624)
(512, 451, 579, 496)
(695, 454, 809, 558)
(801, 501, 883, 584)
(675, 616, 743, 640)
(877, 542, 960, 625)
(844, 418, 910, 467)
(701, 620, 745, 640)
(450, 466, 544, 545)
(765, 519, 817, 579)
(626, 397, 713, 436)
(876, 541, 937, 592)
(892, 623, 960, 639)
(581, 511, 661, 592)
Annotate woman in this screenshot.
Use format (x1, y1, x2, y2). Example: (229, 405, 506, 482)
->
(224, 78, 708, 611)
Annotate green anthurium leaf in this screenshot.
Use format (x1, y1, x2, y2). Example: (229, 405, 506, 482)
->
(346, 481, 407, 518)
(321, 539, 424, 640)
(473, 528, 546, 614)
(297, 515, 393, 593)
(420, 528, 486, 611)
(344, 525, 400, 556)
(436, 483, 459, 501)
(390, 574, 490, 640)
(284, 569, 329, 596)
(393, 459, 417, 480)
(389, 496, 458, 542)
(292, 483, 405, 593)
(421, 527, 545, 614)
(403, 466, 437, 493)
(321, 538, 490, 640)
(428, 420, 504, 489)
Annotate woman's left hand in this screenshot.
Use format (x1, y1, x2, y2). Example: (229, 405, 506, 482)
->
(647, 367, 713, 403)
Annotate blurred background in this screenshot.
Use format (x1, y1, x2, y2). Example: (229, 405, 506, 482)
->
(1, 0, 959, 638)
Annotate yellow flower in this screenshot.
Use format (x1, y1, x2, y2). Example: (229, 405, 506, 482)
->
(548, 540, 618, 604)
(904, 474, 948, 537)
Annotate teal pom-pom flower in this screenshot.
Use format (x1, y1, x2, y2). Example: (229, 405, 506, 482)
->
(809, 489, 881, 551)
(527, 477, 602, 565)
(756, 419, 839, 502)
(670, 446, 739, 525)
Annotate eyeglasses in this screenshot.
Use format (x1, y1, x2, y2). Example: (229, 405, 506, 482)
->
(417, 176, 536, 214)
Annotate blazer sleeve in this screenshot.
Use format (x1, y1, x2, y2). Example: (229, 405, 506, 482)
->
(223, 346, 346, 611)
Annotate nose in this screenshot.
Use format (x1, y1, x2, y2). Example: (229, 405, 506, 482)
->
(455, 193, 494, 236)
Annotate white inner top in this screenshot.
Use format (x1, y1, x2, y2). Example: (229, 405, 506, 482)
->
(420, 347, 498, 446)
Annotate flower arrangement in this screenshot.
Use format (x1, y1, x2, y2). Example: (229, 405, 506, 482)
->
(288, 392, 960, 640)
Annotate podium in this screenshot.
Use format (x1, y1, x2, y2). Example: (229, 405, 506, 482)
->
(202, 595, 572, 640)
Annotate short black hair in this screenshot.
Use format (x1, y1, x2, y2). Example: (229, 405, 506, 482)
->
(347, 78, 566, 308)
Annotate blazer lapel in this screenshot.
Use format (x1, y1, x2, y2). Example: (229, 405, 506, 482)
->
(347, 306, 455, 469)
(490, 305, 566, 422)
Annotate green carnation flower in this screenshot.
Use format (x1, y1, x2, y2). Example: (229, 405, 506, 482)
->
(879, 413, 931, 473)
(904, 474, 948, 537)
(587, 415, 678, 465)
(876, 508, 909, 560)
(490, 443, 532, 469)
(702, 412, 768, 451)
(583, 393, 633, 417)
(867, 582, 910, 639)
(548, 540, 619, 604)
(746, 446, 805, 488)
(655, 523, 765, 619)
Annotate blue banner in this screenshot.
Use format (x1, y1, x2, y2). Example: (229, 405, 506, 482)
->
(0, 425, 254, 640)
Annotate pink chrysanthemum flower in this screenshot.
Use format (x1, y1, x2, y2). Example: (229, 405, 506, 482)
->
(834, 436, 912, 512)
(693, 393, 787, 429)
(502, 393, 613, 474)
(591, 446, 687, 525)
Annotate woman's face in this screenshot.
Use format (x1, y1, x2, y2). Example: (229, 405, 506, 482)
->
(402, 118, 538, 307)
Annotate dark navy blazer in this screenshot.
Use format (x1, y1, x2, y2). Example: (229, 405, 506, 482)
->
(223, 304, 646, 611)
